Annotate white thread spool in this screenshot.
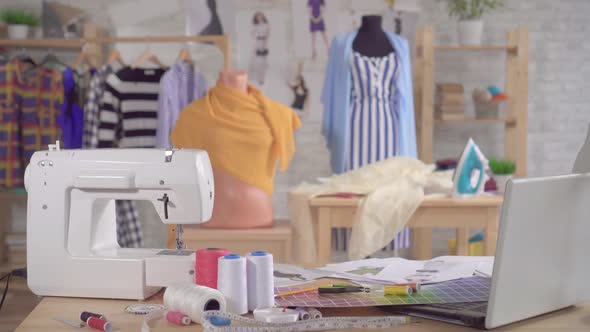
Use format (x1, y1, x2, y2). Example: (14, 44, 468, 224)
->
(247, 251, 275, 311)
(295, 307, 311, 320)
(217, 254, 248, 315)
(307, 308, 322, 319)
(163, 283, 226, 324)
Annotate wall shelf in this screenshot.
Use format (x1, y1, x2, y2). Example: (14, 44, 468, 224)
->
(435, 45, 518, 53)
(435, 117, 516, 125)
(414, 26, 529, 177)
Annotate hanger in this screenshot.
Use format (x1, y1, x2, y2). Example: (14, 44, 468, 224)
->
(132, 43, 165, 68)
(107, 48, 126, 67)
(34, 48, 68, 70)
(72, 43, 94, 71)
(12, 48, 36, 66)
(177, 47, 193, 65)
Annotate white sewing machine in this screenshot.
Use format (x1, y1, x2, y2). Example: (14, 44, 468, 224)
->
(24, 143, 214, 300)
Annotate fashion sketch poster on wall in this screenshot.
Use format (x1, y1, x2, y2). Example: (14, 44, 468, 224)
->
(184, 0, 236, 37)
(236, 8, 289, 90)
(291, 0, 420, 60)
(291, 0, 339, 60)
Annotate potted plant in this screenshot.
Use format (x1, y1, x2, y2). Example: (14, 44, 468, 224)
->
(445, 0, 503, 45)
(489, 158, 515, 194)
(1, 9, 39, 39)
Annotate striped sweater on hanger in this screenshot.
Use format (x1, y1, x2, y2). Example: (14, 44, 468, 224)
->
(98, 67, 166, 148)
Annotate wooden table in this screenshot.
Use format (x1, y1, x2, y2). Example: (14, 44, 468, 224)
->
(16, 293, 590, 331)
(310, 195, 503, 264)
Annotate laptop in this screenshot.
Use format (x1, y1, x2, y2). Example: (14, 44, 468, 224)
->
(388, 174, 590, 329)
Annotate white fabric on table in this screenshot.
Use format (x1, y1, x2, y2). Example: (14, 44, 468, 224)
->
(288, 157, 453, 264)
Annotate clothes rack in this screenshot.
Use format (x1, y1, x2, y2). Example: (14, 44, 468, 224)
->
(0, 23, 231, 70)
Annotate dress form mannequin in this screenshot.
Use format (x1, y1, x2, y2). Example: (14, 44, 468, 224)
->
(352, 15, 394, 57)
(199, 70, 274, 229)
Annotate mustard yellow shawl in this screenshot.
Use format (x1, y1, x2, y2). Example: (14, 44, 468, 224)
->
(171, 82, 301, 195)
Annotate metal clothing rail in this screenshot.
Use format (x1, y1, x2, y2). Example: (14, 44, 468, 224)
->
(0, 34, 231, 69)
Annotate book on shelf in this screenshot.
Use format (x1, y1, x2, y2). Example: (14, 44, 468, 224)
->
(436, 83, 464, 93)
(437, 93, 466, 105)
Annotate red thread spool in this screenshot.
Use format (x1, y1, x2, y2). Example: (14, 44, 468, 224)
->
(86, 317, 112, 332)
(80, 311, 105, 323)
(196, 248, 230, 289)
(166, 311, 191, 326)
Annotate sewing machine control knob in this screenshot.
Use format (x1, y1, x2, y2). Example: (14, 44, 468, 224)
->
(157, 193, 169, 219)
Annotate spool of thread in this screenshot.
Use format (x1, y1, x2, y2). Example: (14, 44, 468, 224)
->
(217, 254, 248, 315)
(384, 285, 413, 296)
(196, 248, 230, 289)
(307, 308, 322, 319)
(80, 311, 105, 323)
(395, 282, 421, 292)
(166, 311, 191, 326)
(246, 251, 275, 311)
(164, 283, 227, 324)
(295, 307, 311, 320)
(86, 317, 112, 332)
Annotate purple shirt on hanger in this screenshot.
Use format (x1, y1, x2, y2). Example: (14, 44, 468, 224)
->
(156, 62, 207, 148)
(57, 67, 84, 149)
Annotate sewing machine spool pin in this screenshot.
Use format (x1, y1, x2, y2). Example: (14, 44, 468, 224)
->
(175, 224, 185, 250)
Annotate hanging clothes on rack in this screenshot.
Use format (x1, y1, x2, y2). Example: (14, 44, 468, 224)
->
(83, 64, 115, 149)
(95, 66, 166, 247)
(0, 58, 64, 188)
(58, 67, 84, 149)
(156, 61, 207, 149)
(0, 59, 23, 188)
(98, 67, 166, 148)
(82, 63, 141, 248)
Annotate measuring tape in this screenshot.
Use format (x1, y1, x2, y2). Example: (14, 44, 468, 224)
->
(200, 311, 408, 332)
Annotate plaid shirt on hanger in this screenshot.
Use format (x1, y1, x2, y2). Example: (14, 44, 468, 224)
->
(0, 60, 22, 188)
(0, 60, 63, 188)
(83, 64, 113, 148)
(22, 66, 63, 162)
(83, 64, 143, 248)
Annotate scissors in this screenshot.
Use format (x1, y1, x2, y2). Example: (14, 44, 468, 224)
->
(318, 284, 371, 294)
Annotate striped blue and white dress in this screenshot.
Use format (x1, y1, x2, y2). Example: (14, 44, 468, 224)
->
(333, 51, 410, 253)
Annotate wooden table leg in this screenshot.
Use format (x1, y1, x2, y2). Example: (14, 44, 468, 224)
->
(411, 228, 432, 260)
(485, 207, 500, 255)
(456, 227, 469, 256)
(317, 207, 332, 265)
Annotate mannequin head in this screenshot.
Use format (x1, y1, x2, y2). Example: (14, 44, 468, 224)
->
(219, 70, 248, 94)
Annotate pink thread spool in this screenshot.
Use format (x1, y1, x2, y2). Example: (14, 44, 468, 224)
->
(196, 248, 230, 289)
(166, 311, 191, 326)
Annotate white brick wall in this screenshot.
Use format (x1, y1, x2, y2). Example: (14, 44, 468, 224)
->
(4, 0, 589, 226)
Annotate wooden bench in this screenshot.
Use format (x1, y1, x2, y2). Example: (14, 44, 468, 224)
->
(177, 221, 292, 263)
(310, 195, 503, 264)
